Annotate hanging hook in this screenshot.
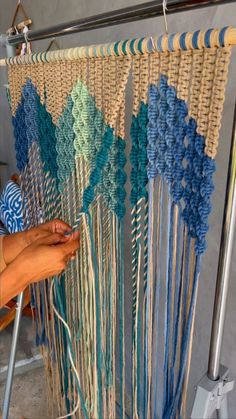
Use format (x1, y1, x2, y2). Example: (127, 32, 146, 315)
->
(162, 0, 168, 34)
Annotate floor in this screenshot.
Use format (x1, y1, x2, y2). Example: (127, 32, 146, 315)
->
(0, 313, 50, 419)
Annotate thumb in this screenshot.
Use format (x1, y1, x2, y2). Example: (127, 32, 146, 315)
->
(36, 233, 68, 246)
(58, 236, 80, 256)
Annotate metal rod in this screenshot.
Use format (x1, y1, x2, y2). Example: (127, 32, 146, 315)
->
(7, 0, 234, 45)
(208, 103, 236, 381)
(1, 39, 22, 419)
(2, 292, 24, 419)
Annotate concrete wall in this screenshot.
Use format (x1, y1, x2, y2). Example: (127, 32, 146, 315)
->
(0, 1, 236, 416)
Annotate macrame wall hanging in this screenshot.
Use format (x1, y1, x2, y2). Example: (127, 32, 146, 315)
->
(5, 26, 234, 418)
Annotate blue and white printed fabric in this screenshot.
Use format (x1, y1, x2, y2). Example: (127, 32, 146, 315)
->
(0, 180, 24, 234)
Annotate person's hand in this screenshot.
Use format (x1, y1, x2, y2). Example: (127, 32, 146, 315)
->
(25, 219, 73, 245)
(2, 219, 76, 265)
(12, 231, 80, 285)
(0, 231, 80, 309)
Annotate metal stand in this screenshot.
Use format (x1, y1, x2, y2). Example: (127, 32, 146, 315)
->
(0, 39, 25, 419)
(0, 2, 235, 418)
(192, 104, 236, 418)
(2, 293, 24, 419)
(191, 365, 234, 418)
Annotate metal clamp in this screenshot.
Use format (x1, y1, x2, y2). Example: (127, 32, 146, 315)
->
(191, 365, 234, 419)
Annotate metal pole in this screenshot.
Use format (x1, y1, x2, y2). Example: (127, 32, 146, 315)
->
(6, 0, 234, 45)
(208, 103, 236, 381)
(1, 40, 24, 419)
(2, 293, 24, 419)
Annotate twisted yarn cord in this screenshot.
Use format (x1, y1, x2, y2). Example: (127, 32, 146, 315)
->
(172, 51, 192, 205)
(145, 51, 160, 418)
(190, 49, 217, 252)
(165, 52, 180, 185)
(76, 57, 131, 219)
(156, 53, 169, 176)
(183, 50, 204, 231)
(130, 55, 140, 418)
(56, 96, 75, 192)
(205, 47, 231, 158)
(147, 52, 160, 180)
(138, 55, 149, 295)
(162, 52, 181, 413)
(168, 51, 192, 411)
(196, 47, 231, 254)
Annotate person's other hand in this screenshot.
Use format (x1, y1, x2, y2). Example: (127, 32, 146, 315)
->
(12, 231, 80, 285)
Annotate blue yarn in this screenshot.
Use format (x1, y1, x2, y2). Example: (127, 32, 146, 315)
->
(87, 213, 103, 418)
(118, 220, 125, 416)
(164, 84, 177, 184)
(164, 255, 201, 419)
(169, 210, 182, 399)
(192, 30, 200, 49)
(172, 98, 188, 204)
(219, 26, 229, 47)
(153, 179, 163, 418)
(144, 180, 154, 417)
(156, 75, 168, 176)
(195, 156, 215, 254)
(204, 28, 213, 48)
(22, 80, 39, 148)
(179, 32, 187, 50)
(162, 196, 174, 414)
(13, 96, 29, 172)
(147, 84, 159, 179)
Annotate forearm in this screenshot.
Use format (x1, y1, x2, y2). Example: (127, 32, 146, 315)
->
(2, 231, 31, 265)
(0, 261, 29, 309)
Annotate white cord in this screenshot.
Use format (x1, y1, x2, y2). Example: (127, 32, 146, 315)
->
(50, 278, 81, 419)
(162, 0, 168, 34)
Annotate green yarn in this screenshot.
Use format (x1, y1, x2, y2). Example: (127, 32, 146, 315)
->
(71, 81, 96, 162)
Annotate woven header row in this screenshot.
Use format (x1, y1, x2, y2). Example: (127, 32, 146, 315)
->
(1, 26, 235, 65)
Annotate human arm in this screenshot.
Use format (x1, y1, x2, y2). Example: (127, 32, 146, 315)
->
(2, 219, 72, 265)
(0, 232, 79, 309)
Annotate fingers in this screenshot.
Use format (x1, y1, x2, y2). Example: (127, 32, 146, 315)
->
(58, 236, 80, 256)
(65, 230, 80, 242)
(47, 219, 72, 234)
(36, 232, 69, 246)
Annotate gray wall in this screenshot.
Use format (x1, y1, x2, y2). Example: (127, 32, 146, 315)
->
(1, 1, 236, 417)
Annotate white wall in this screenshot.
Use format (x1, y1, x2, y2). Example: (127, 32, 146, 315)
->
(0, 1, 236, 416)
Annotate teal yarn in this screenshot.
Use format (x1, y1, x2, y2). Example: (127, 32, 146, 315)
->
(81, 126, 115, 213)
(103, 136, 127, 219)
(56, 95, 75, 192)
(130, 113, 139, 206)
(87, 213, 103, 418)
(138, 102, 148, 201)
(71, 80, 127, 219)
(13, 95, 29, 172)
(54, 276, 89, 419)
(36, 97, 59, 186)
(130, 102, 148, 206)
